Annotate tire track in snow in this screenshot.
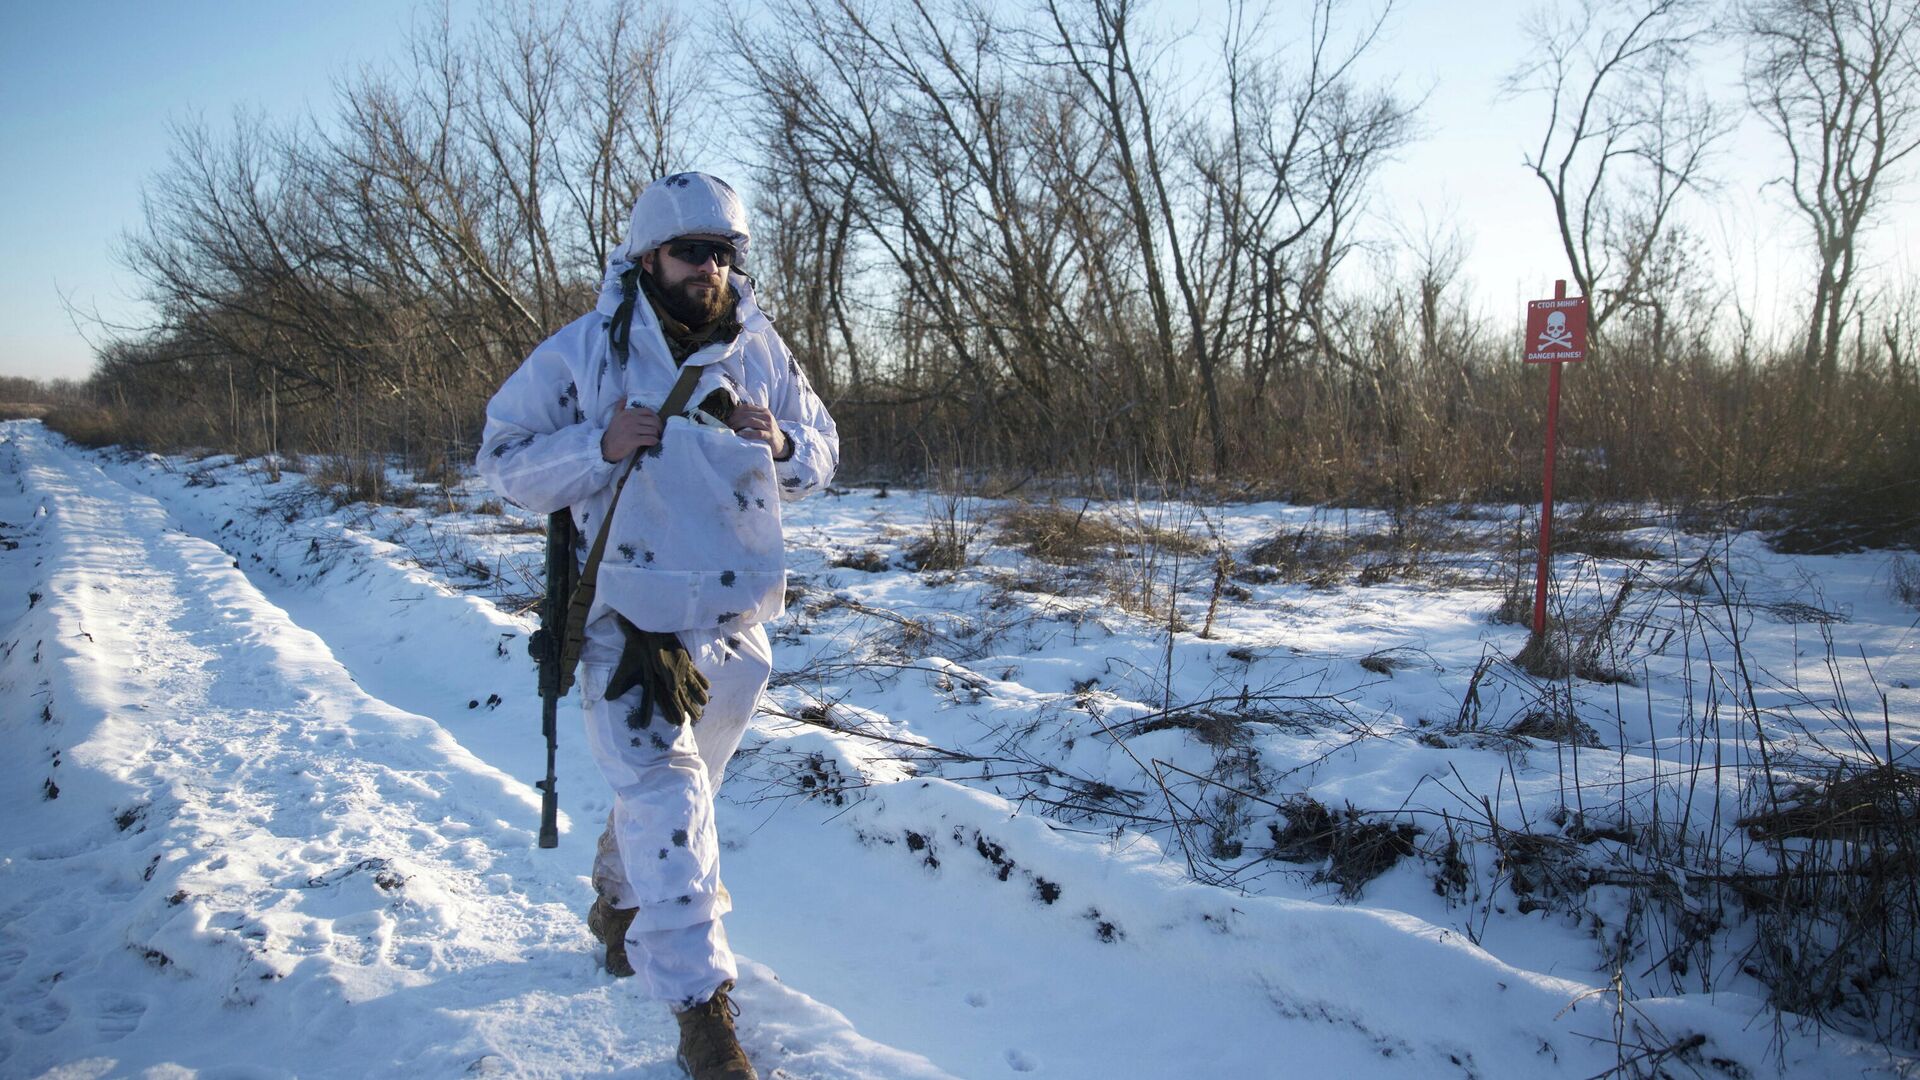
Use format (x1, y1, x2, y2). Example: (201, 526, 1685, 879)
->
(0, 424, 951, 1079)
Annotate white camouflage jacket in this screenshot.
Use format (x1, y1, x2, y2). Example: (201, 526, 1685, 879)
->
(476, 176, 837, 635)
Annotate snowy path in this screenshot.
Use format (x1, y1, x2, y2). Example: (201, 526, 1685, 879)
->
(0, 423, 950, 1079)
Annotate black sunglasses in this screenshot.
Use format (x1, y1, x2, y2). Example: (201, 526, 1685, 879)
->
(664, 239, 737, 268)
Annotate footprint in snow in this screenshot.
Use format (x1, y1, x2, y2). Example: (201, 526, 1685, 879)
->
(5, 986, 69, 1035)
(0, 946, 26, 984)
(92, 991, 147, 1042)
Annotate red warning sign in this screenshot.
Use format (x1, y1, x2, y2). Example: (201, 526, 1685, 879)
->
(1524, 296, 1589, 363)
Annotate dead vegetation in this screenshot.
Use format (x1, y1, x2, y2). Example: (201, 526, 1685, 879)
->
(1552, 504, 1666, 561)
(833, 548, 891, 573)
(1245, 509, 1491, 589)
(1266, 796, 1423, 899)
(755, 516, 1920, 1052)
(1892, 556, 1920, 609)
(995, 501, 1206, 564)
(988, 499, 1211, 622)
(902, 489, 980, 573)
(310, 456, 418, 509)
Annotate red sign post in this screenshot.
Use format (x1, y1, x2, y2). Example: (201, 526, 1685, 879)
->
(1524, 281, 1589, 644)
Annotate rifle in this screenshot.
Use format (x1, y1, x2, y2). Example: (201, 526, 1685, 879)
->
(527, 508, 576, 849)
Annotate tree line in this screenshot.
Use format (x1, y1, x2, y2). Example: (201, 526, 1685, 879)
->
(60, 0, 1920, 515)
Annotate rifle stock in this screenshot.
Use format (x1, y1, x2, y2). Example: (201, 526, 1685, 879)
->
(530, 508, 576, 849)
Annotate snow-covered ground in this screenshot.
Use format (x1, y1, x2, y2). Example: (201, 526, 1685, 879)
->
(2, 418, 1915, 1078)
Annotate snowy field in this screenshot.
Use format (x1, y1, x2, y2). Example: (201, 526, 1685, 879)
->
(2, 418, 1916, 1079)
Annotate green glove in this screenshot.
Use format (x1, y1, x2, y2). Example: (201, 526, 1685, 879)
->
(605, 616, 711, 727)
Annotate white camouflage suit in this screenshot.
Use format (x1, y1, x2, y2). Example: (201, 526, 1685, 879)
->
(477, 173, 838, 1007)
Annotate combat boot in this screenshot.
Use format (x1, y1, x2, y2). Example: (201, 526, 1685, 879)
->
(587, 896, 638, 978)
(675, 982, 757, 1080)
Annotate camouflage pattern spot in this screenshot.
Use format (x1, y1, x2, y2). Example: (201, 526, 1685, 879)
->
(676, 894, 693, 905)
(618, 543, 637, 561)
(490, 443, 510, 458)
(781, 476, 803, 489)
(672, 829, 689, 847)
(626, 704, 651, 730)
(644, 550, 655, 563)
(733, 491, 748, 511)
(719, 570, 736, 587)
(650, 732, 670, 750)
(658, 848, 669, 860)
(716, 612, 739, 624)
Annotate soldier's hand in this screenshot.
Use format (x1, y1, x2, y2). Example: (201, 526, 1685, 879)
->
(728, 402, 789, 459)
(601, 400, 662, 462)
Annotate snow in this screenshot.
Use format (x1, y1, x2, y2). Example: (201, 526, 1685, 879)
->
(2, 418, 1915, 1078)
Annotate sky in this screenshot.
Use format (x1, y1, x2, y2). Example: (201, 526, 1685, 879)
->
(1, 0, 1914, 384)
(0, 1, 420, 383)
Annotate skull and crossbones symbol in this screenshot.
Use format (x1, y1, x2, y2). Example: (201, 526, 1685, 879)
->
(1537, 311, 1575, 350)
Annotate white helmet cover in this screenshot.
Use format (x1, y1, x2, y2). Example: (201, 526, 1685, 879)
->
(618, 172, 751, 264)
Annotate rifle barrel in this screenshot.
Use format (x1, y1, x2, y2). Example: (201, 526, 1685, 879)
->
(534, 510, 574, 850)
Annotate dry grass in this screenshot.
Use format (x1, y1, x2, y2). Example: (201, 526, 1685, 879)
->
(1763, 483, 1920, 555)
(1892, 555, 1920, 610)
(40, 405, 126, 448)
(996, 501, 1206, 564)
(1264, 795, 1422, 899)
(311, 456, 419, 509)
(997, 502, 1132, 563)
(1246, 510, 1488, 589)
(833, 548, 890, 573)
(1553, 503, 1666, 560)
(904, 489, 980, 573)
(1505, 703, 1604, 747)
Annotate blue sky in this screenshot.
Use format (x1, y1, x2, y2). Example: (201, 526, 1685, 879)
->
(1, 1, 1912, 383)
(0, 0, 417, 382)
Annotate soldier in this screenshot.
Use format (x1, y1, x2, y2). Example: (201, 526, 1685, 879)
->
(478, 172, 838, 1080)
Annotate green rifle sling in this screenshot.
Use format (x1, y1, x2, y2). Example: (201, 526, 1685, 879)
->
(555, 361, 706, 696)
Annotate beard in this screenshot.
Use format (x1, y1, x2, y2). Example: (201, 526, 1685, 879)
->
(650, 271, 733, 330)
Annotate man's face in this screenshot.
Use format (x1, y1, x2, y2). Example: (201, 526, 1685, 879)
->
(642, 234, 735, 327)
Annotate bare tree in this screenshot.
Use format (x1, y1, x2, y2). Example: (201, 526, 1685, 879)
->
(1508, 0, 1725, 351)
(1744, 0, 1920, 379)
(556, 0, 703, 274)
(108, 0, 710, 466)
(1192, 0, 1414, 439)
(735, 0, 1164, 470)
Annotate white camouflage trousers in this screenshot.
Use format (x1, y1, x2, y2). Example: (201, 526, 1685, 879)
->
(578, 619, 771, 1008)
